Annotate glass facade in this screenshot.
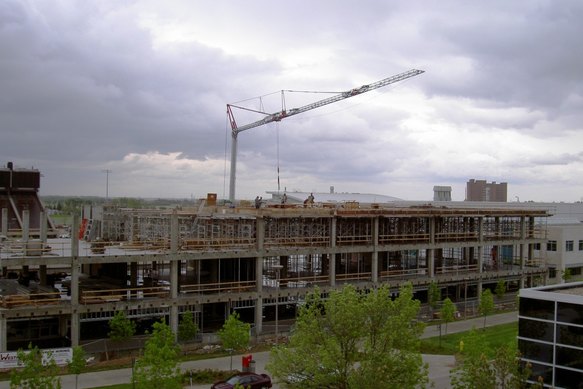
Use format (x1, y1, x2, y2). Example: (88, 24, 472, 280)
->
(519, 318, 554, 342)
(520, 297, 555, 320)
(519, 339, 554, 364)
(557, 302, 583, 325)
(519, 290, 583, 388)
(554, 368, 583, 388)
(557, 324, 583, 347)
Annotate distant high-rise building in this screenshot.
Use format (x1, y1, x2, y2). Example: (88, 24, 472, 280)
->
(466, 179, 507, 202)
(433, 186, 452, 201)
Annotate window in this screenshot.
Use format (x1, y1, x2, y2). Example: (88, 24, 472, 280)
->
(519, 297, 555, 320)
(566, 240, 574, 252)
(579, 240, 583, 251)
(547, 240, 557, 251)
(549, 268, 557, 278)
(533, 243, 541, 251)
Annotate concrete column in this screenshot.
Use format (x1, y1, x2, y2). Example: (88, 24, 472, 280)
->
(22, 209, 30, 242)
(40, 211, 48, 241)
(129, 262, 138, 298)
(0, 315, 6, 352)
(1, 208, 6, 276)
(170, 211, 179, 336)
(428, 249, 435, 277)
(519, 216, 526, 271)
(477, 218, 484, 309)
(255, 298, 263, 335)
(255, 216, 265, 292)
(255, 216, 265, 334)
(427, 217, 435, 277)
(371, 217, 378, 284)
(1, 208, 7, 237)
(330, 217, 337, 287)
(478, 217, 484, 273)
(39, 212, 48, 285)
(70, 214, 80, 347)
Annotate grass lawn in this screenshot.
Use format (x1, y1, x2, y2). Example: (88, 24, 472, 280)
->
(420, 321, 518, 356)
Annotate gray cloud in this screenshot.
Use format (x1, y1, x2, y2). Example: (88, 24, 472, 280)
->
(1, 0, 583, 202)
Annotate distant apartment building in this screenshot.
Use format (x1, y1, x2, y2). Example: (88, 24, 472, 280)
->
(466, 179, 507, 202)
(433, 186, 452, 201)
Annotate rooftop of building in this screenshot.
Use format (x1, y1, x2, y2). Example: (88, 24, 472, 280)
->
(520, 281, 583, 303)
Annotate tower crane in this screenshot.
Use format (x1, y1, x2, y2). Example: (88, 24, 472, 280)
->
(226, 68, 424, 201)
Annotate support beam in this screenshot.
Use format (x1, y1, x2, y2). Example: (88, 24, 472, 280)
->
(1, 208, 7, 237)
(0, 315, 6, 352)
(371, 217, 379, 283)
(170, 211, 179, 336)
(22, 209, 29, 242)
(329, 217, 337, 287)
(39, 212, 48, 285)
(70, 214, 80, 347)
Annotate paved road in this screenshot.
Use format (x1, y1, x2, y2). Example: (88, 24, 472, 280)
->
(0, 311, 517, 389)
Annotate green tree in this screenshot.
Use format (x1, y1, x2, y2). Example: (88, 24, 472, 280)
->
(441, 297, 456, 334)
(450, 329, 495, 389)
(450, 329, 533, 388)
(68, 346, 87, 389)
(132, 319, 182, 389)
(478, 289, 495, 330)
(10, 343, 62, 389)
(428, 281, 441, 316)
(562, 268, 572, 282)
(108, 311, 136, 341)
(495, 280, 506, 300)
(178, 311, 199, 343)
(267, 283, 428, 389)
(218, 311, 251, 370)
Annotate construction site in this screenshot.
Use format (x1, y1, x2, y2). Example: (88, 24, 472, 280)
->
(1, 175, 549, 351)
(0, 70, 550, 352)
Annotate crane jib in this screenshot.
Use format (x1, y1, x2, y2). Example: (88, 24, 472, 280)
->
(230, 69, 424, 134)
(226, 68, 424, 201)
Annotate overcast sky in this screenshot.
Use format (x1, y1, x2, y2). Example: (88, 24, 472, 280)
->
(2, 1, 583, 202)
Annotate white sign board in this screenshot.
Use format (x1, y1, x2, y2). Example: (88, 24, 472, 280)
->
(0, 347, 72, 369)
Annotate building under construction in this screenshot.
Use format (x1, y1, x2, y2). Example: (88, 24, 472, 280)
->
(0, 191, 549, 351)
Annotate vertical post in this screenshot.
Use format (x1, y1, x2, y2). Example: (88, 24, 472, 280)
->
(273, 264, 283, 343)
(170, 210, 179, 337)
(22, 209, 30, 242)
(1, 208, 7, 237)
(39, 211, 48, 285)
(229, 132, 238, 202)
(255, 217, 264, 335)
(330, 217, 337, 287)
(371, 217, 378, 284)
(0, 315, 6, 352)
(428, 217, 435, 277)
(70, 214, 80, 347)
(102, 169, 112, 201)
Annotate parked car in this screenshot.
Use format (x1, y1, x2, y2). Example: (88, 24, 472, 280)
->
(211, 372, 272, 389)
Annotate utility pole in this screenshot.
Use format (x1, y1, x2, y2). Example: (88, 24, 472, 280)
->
(102, 169, 112, 201)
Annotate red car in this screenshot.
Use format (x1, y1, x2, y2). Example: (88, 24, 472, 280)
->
(211, 372, 272, 389)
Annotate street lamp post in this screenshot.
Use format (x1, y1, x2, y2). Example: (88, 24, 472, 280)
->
(273, 264, 283, 343)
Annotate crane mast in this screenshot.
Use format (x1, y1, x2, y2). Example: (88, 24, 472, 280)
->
(227, 69, 424, 201)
